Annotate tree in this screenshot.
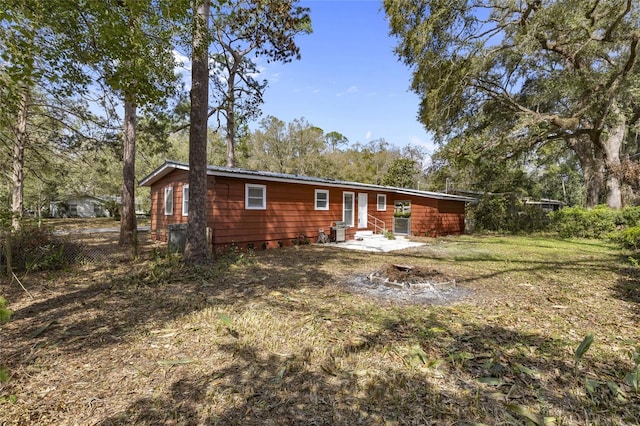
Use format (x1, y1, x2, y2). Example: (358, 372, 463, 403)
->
(382, 158, 419, 188)
(184, 0, 211, 264)
(1, 1, 91, 229)
(325, 131, 349, 152)
(81, 1, 182, 249)
(247, 116, 328, 175)
(209, 0, 311, 167)
(385, 0, 640, 208)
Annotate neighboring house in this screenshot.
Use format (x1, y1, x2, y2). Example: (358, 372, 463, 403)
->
(140, 160, 473, 251)
(523, 198, 565, 212)
(49, 195, 119, 218)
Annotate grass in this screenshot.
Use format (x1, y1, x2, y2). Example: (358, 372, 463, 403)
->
(1, 233, 639, 425)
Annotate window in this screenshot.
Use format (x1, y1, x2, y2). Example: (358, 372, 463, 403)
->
(164, 186, 173, 215)
(245, 184, 266, 209)
(377, 194, 387, 211)
(182, 185, 189, 216)
(315, 189, 329, 210)
(343, 191, 354, 226)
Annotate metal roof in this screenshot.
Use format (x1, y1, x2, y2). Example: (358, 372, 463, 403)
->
(139, 160, 474, 202)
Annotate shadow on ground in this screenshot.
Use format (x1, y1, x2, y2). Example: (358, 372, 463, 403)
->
(2, 236, 638, 425)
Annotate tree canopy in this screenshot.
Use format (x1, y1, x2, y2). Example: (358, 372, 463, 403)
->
(385, 0, 640, 208)
(209, 0, 312, 167)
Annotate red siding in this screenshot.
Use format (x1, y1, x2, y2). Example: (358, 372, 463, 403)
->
(149, 170, 215, 242)
(210, 177, 349, 249)
(148, 170, 466, 251)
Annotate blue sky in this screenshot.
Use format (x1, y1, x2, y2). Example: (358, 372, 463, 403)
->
(255, 0, 435, 152)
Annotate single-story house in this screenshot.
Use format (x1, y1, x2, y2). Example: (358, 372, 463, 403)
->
(49, 195, 115, 218)
(140, 160, 473, 251)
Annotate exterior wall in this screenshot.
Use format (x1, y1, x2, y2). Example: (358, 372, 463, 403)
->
(401, 195, 439, 237)
(436, 199, 466, 236)
(149, 170, 216, 242)
(366, 191, 398, 234)
(210, 176, 354, 250)
(148, 169, 466, 250)
(369, 194, 465, 237)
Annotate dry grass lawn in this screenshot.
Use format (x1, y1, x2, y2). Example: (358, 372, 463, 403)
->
(1, 231, 639, 425)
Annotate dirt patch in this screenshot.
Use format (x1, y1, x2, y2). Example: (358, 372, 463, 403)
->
(348, 263, 469, 305)
(378, 263, 455, 285)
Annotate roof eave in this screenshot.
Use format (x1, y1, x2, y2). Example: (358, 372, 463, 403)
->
(139, 160, 472, 202)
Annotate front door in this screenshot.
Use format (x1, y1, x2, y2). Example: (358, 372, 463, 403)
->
(358, 193, 368, 229)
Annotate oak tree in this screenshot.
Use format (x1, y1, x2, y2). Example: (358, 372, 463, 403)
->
(385, 0, 640, 208)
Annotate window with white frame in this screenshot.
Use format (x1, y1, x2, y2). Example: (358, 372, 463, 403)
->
(377, 194, 387, 211)
(315, 189, 329, 210)
(245, 184, 266, 209)
(182, 185, 189, 216)
(343, 191, 354, 226)
(164, 186, 173, 215)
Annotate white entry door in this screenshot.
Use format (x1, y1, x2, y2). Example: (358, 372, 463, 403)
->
(358, 193, 368, 229)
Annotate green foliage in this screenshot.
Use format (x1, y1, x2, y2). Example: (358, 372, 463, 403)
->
(550, 205, 640, 239)
(574, 333, 594, 372)
(624, 347, 640, 394)
(1, 224, 69, 272)
(292, 234, 310, 246)
(102, 199, 121, 220)
(0, 296, 12, 383)
(393, 212, 411, 219)
(384, 0, 640, 208)
(609, 226, 640, 251)
(383, 229, 396, 240)
(469, 195, 550, 234)
(208, 0, 312, 167)
(621, 207, 640, 228)
(381, 158, 418, 188)
(573, 337, 639, 405)
(0, 296, 12, 324)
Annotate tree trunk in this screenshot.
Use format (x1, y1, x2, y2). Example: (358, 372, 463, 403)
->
(119, 97, 138, 252)
(225, 72, 236, 168)
(184, 0, 211, 264)
(225, 107, 235, 167)
(569, 135, 605, 208)
(602, 103, 625, 210)
(11, 91, 29, 231)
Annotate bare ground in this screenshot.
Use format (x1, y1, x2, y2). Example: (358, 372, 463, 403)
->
(1, 232, 639, 425)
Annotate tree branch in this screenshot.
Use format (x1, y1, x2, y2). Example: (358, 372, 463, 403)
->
(604, 0, 632, 41)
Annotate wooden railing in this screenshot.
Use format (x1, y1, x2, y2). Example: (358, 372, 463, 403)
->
(367, 214, 386, 234)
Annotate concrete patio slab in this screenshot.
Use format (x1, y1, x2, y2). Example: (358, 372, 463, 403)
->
(329, 233, 425, 253)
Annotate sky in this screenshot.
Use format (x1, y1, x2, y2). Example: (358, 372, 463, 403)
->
(253, 0, 435, 153)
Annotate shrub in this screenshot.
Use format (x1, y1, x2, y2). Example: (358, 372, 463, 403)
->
(0, 296, 12, 383)
(471, 195, 513, 232)
(621, 206, 640, 228)
(0, 296, 12, 324)
(469, 194, 550, 234)
(292, 234, 309, 245)
(609, 226, 640, 251)
(550, 205, 622, 238)
(0, 224, 70, 272)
